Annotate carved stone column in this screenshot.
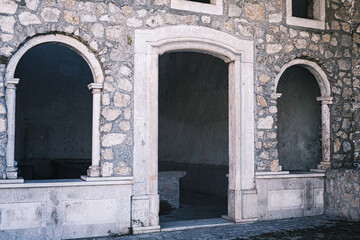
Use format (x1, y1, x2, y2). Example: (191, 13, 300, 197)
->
(5, 78, 19, 179)
(87, 83, 103, 177)
(317, 96, 333, 170)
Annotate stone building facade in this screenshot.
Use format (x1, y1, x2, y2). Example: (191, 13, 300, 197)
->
(0, 0, 359, 239)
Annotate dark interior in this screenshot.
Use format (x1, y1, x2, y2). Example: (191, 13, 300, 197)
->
(188, 0, 211, 4)
(277, 66, 321, 171)
(292, 0, 314, 19)
(14, 43, 93, 180)
(158, 52, 228, 222)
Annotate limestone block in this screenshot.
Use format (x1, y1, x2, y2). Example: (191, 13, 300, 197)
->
(127, 17, 143, 27)
(25, 0, 39, 11)
(258, 116, 273, 129)
(41, 8, 61, 22)
(106, 26, 123, 41)
(63, 11, 79, 24)
(0, 118, 6, 132)
(259, 74, 270, 84)
(101, 161, 113, 177)
(102, 133, 126, 147)
(266, 44, 282, 54)
(103, 149, 114, 160)
(81, 14, 97, 23)
(114, 162, 131, 175)
(228, 4, 242, 17)
(256, 95, 267, 107)
(117, 78, 133, 92)
(269, 13, 282, 23)
(102, 109, 121, 121)
(0, 0, 18, 14)
(119, 121, 131, 131)
(19, 12, 41, 25)
(114, 92, 130, 108)
(245, 3, 264, 21)
(295, 39, 307, 49)
(146, 15, 164, 27)
(0, 16, 15, 33)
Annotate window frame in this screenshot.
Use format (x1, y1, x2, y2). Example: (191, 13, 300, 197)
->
(286, 0, 325, 30)
(170, 0, 223, 15)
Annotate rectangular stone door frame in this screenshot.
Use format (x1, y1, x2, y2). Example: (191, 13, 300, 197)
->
(133, 26, 257, 234)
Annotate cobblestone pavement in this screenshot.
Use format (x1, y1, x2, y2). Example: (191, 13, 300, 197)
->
(80, 216, 360, 240)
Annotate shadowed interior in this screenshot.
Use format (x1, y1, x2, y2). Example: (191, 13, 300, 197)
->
(158, 52, 228, 222)
(14, 43, 93, 180)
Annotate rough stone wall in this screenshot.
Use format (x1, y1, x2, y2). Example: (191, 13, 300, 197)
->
(0, 0, 358, 177)
(325, 169, 360, 221)
(351, 0, 360, 168)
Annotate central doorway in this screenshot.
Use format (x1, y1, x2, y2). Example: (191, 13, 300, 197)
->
(158, 52, 229, 223)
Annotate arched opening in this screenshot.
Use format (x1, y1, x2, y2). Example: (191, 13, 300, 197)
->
(14, 43, 93, 179)
(158, 52, 228, 222)
(276, 66, 321, 171)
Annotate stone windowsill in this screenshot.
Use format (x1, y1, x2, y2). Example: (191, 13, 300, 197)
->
(0, 176, 133, 189)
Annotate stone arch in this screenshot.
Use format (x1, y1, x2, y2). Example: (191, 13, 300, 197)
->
(4, 34, 104, 180)
(132, 25, 256, 232)
(5, 34, 104, 83)
(275, 59, 332, 170)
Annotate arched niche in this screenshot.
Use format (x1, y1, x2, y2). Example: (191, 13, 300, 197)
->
(275, 59, 332, 171)
(4, 34, 104, 180)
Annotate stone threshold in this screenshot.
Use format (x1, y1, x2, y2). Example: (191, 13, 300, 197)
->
(160, 218, 234, 232)
(0, 177, 133, 189)
(255, 171, 325, 179)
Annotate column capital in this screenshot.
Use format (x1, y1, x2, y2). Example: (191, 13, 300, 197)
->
(88, 83, 103, 90)
(6, 78, 20, 88)
(316, 96, 333, 105)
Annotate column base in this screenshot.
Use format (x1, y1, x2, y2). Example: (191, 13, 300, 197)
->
(317, 161, 331, 170)
(6, 166, 18, 179)
(87, 165, 101, 177)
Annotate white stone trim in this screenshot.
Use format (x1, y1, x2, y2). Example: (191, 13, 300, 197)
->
(133, 26, 255, 229)
(286, 0, 325, 30)
(171, 0, 223, 15)
(4, 34, 105, 180)
(5, 78, 19, 179)
(0, 177, 134, 189)
(275, 59, 332, 170)
(87, 83, 104, 178)
(255, 172, 325, 179)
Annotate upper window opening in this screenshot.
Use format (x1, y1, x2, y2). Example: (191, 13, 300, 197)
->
(171, 0, 223, 15)
(292, 0, 314, 19)
(286, 0, 325, 30)
(188, 0, 212, 4)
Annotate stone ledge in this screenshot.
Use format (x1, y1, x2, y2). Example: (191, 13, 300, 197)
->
(0, 178, 24, 184)
(255, 171, 325, 179)
(0, 178, 133, 189)
(132, 225, 161, 234)
(81, 175, 133, 182)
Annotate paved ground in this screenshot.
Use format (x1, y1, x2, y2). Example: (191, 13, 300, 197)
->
(81, 216, 360, 240)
